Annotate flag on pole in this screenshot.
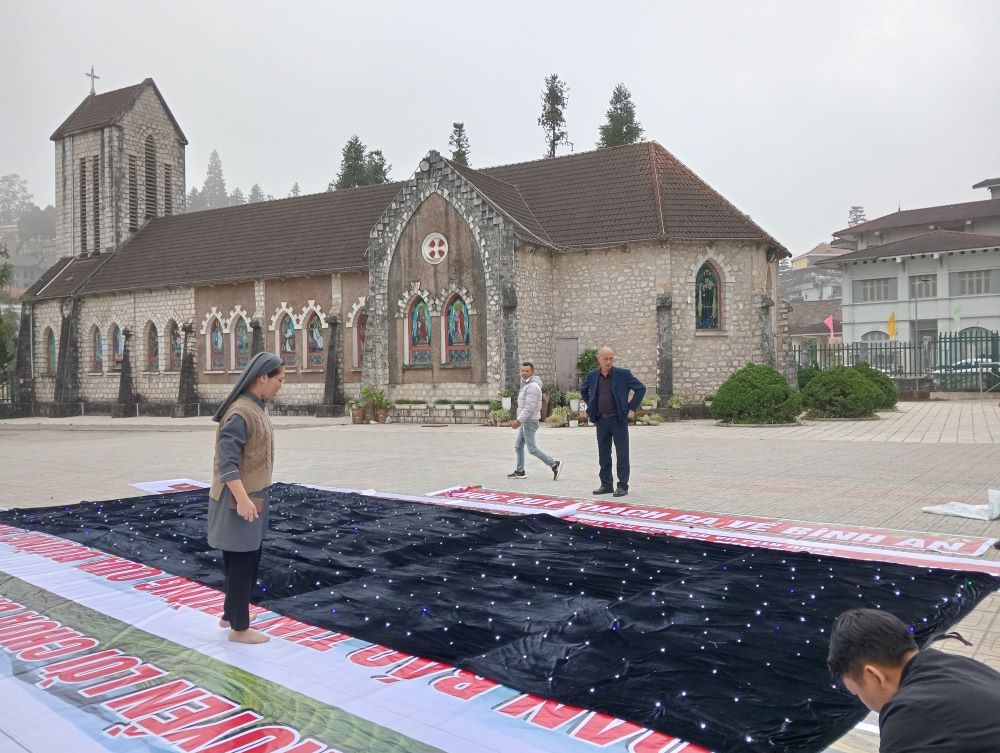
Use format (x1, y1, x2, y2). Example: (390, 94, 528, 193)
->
(887, 311, 897, 339)
(823, 314, 835, 342)
(953, 304, 961, 328)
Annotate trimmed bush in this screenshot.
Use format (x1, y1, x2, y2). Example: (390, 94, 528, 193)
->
(797, 365, 822, 390)
(801, 365, 881, 418)
(852, 362, 899, 409)
(711, 363, 802, 424)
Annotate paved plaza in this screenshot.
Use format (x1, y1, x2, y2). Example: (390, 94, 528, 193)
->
(2, 399, 999, 752)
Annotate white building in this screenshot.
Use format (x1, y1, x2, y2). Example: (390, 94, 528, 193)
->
(825, 180, 1000, 344)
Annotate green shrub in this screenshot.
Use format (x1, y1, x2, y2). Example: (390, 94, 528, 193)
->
(852, 362, 898, 409)
(666, 395, 684, 409)
(546, 405, 570, 427)
(797, 365, 822, 389)
(576, 348, 598, 381)
(711, 363, 802, 424)
(801, 365, 881, 418)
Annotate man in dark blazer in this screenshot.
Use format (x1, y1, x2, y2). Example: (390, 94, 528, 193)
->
(580, 347, 646, 497)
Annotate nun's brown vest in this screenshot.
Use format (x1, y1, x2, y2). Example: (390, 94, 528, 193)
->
(209, 395, 274, 502)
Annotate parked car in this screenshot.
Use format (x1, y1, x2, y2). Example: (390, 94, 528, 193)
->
(930, 358, 1000, 390)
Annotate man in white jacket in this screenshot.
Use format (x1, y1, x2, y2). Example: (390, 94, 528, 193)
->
(508, 362, 563, 480)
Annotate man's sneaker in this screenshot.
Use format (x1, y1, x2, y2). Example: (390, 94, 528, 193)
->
(507, 470, 526, 479)
(552, 460, 563, 480)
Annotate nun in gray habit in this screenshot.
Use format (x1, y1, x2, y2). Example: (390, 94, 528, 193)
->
(207, 351, 284, 643)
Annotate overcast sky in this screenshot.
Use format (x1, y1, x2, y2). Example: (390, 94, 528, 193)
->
(3, 0, 998, 255)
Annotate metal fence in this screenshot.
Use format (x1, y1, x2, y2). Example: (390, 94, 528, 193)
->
(792, 330, 1000, 392)
(0, 381, 10, 404)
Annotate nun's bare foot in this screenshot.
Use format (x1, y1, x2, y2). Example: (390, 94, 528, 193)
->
(228, 629, 269, 644)
(219, 619, 231, 629)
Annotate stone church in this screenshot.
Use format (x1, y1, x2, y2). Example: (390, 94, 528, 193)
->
(16, 78, 791, 416)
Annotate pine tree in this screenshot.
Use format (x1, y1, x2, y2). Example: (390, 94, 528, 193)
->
(848, 206, 867, 227)
(187, 186, 204, 212)
(449, 122, 470, 166)
(230, 187, 247, 205)
(201, 150, 229, 209)
(364, 150, 391, 185)
(289, 182, 301, 197)
(247, 184, 266, 203)
(538, 74, 570, 158)
(597, 83, 644, 148)
(331, 136, 369, 190)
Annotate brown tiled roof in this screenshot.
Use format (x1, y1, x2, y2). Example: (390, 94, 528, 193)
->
(74, 141, 785, 296)
(80, 184, 403, 295)
(820, 230, 1000, 265)
(787, 299, 843, 334)
(478, 142, 785, 252)
(29, 255, 112, 300)
(51, 79, 188, 144)
(833, 198, 1000, 237)
(788, 319, 842, 337)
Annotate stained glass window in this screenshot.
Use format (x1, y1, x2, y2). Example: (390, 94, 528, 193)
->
(167, 321, 182, 371)
(210, 319, 226, 371)
(408, 299, 431, 365)
(279, 315, 297, 368)
(46, 329, 56, 376)
(147, 324, 159, 371)
(695, 263, 721, 330)
(111, 324, 124, 371)
(235, 319, 250, 369)
(445, 295, 470, 364)
(307, 314, 324, 368)
(355, 312, 367, 369)
(93, 328, 103, 372)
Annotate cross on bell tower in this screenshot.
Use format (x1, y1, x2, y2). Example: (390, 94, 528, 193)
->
(85, 66, 100, 95)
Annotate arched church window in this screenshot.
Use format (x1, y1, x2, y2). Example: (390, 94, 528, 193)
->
(278, 314, 297, 368)
(92, 327, 104, 372)
(147, 323, 159, 371)
(354, 312, 367, 369)
(209, 319, 226, 371)
(306, 314, 324, 368)
(110, 324, 124, 371)
(234, 319, 251, 369)
(695, 263, 722, 330)
(144, 136, 157, 219)
(407, 298, 432, 365)
(167, 321, 182, 371)
(46, 328, 56, 376)
(443, 294, 470, 364)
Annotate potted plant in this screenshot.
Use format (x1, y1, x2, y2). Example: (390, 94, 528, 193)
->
(488, 405, 511, 426)
(434, 398, 454, 410)
(348, 399, 367, 425)
(703, 393, 716, 408)
(364, 387, 392, 423)
(564, 390, 582, 413)
(498, 389, 513, 411)
(473, 399, 491, 411)
(641, 393, 660, 410)
(663, 394, 684, 422)
(452, 398, 472, 410)
(546, 405, 570, 427)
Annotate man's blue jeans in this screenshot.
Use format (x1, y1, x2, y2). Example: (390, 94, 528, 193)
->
(515, 420, 555, 471)
(596, 415, 630, 490)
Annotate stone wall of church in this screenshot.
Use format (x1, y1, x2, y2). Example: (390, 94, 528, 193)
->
(513, 246, 557, 384)
(29, 300, 63, 402)
(551, 243, 662, 388)
(666, 240, 780, 399)
(53, 86, 186, 261)
(117, 87, 187, 231)
(77, 287, 194, 404)
(541, 240, 782, 400)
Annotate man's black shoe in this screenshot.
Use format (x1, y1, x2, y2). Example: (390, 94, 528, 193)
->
(613, 487, 628, 497)
(592, 486, 614, 495)
(507, 470, 526, 479)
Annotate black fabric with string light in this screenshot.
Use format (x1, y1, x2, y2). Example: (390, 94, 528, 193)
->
(2, 483, 996, 753)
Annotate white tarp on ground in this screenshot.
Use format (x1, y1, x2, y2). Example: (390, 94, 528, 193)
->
(923, 489, 1000, 521)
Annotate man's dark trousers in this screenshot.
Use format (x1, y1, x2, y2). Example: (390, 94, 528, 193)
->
(596, 415, 630, 490)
